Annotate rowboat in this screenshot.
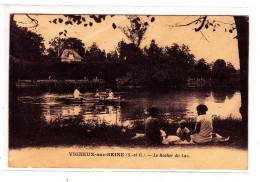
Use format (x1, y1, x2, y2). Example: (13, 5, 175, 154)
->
(59, 96, 126, 104)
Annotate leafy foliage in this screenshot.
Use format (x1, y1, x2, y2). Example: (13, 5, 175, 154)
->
(117, 40, 145, 64)
(212, 59, 227, 72)
(48, 37, 86, 58)
(117, 15, 151, 48)
(85, 43, 106, 62)
(10, 17, 45, 62)
(11, 38, 239, 89)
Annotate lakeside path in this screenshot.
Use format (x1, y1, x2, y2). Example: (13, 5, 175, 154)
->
(9, 146, 247, 170)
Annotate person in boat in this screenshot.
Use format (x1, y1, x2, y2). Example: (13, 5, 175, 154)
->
(73, 88, 83, 99)
(95, 89, 100, 98)
(189, 105, 213, 143)
(106, 89, 114, 99)
(105, 89, 109, 98)
(145, 107, 162, 145)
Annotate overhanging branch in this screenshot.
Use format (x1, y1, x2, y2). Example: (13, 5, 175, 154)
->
(195, 16, 207, 32)
(25, 14, 39, 28)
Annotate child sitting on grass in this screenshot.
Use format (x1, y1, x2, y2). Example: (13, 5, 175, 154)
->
(176, 120, 190, 141)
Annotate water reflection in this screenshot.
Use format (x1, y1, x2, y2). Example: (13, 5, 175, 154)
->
(15, 89, 242, 126)
(42, 101, 121, 125)
(186, 90, 241, 119)
(212, 91, 228, 103)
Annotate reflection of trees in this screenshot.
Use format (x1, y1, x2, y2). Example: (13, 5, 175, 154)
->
(212, 90, 227, 103)
(191, 89, 211, 103)
(226, 89, 236, 100)
(212, 89, 236, 102)
(120, 91, 195, 121)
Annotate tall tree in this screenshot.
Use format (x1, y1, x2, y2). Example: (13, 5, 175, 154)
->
(212, 59, 227, 72)
(234, 16, 249, 143)
(195, 58, 210, 71)
(48, 37, 86, 58)
(116, 40, 144, 64)
(226, 62, 236, 73)
(106, 50, 119, 62)
(116, 15, 151, 48)
(10, 15, 45, 62)
(47, 37, 65, 58)
(85, 42, 106, 62)
(144, 39, 164, 62)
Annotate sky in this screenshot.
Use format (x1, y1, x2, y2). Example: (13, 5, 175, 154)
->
(14, 15, 240, 69)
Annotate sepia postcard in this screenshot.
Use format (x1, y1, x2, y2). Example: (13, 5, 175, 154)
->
(7, 12, 248, 170)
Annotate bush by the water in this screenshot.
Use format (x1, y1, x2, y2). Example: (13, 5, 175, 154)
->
(9, 112, 246, 148)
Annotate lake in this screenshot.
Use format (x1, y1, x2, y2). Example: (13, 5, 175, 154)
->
(13, 89, 242, 126)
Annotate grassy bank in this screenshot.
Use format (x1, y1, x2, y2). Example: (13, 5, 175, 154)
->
(9, 115, 246, 149)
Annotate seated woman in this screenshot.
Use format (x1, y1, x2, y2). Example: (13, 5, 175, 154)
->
(189, 104, 213, 143)
(145, 107, 162, 145)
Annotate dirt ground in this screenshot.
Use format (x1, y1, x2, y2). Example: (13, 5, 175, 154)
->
(8, 145, 247, 170)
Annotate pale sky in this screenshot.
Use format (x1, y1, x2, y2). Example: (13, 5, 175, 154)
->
(14, 15, 240, 69)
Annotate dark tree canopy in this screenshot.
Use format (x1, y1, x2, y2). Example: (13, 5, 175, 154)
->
(226, 62, 237, 73)
(195, 58, 210, 71)
(106, 50, 119, 62)
(85, 42, 106, 62)
(117, 15, 152, 48)
(10, 17, 45, 62)
(116, 40, 144, 64)
(212, 59, 227, 73)
(144, 39, 164, 62)
(48, 37, 86, 58)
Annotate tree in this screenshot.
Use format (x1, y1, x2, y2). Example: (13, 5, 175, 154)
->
(10, 15, 45, 62)
(47, 37, 65, 58)
(144, 39, 164, 63)
(191, 58, 211, 79)
(48, 37, 86, 58)
(165, 43, 195, 67)
(116, 15, 151, 48)
(106, 50, 119, 62)
(212, 59, 227, 73)
(163, 43, 195, 85)
(226, 62, 236, 73)
(234, 17, 249, 143)
(116, 40, 144, 64)
(85, 42, 106, 62)
(211, 59, 229, 83)
(195, 58, 210, 71)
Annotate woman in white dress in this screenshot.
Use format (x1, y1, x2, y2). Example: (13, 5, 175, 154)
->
(189, 105, 213, 143)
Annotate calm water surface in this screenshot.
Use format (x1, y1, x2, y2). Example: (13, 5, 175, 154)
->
(15, 89, 242, 125)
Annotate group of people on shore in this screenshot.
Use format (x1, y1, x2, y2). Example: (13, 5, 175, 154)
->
(143, 105, 229, 145)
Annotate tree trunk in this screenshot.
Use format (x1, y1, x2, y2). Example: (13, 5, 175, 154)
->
(234, 16, 249, 147)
